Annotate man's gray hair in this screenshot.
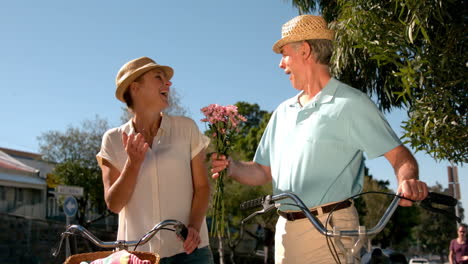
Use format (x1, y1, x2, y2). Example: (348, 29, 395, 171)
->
(292, 39, 333, 65)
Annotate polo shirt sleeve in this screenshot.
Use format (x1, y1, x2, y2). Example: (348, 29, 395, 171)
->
(253, 111, 276, 166)
(188, 118, 210, 159)
(349, 94, 401, 159)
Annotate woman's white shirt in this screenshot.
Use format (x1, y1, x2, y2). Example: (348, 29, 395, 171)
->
(97, 115, 210, 258)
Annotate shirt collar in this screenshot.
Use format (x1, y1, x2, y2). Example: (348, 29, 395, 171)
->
(288, 77, 338, 108)
(122, 112, 170, 135)
(159, 113, 170, 135)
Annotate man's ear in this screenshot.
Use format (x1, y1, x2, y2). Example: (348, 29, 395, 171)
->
(301, 41, 312, 58)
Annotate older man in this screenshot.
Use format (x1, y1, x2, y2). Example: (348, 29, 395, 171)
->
(211, 15, 428, 264)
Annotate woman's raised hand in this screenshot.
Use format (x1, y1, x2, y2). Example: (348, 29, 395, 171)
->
(122, 132, 149, 165)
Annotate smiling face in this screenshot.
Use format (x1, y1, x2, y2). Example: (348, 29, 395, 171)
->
(279, 42, 308, 91)
(131, 69, 172, 111)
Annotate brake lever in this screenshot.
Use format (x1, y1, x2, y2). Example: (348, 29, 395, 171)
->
(229, 199, 276, 249)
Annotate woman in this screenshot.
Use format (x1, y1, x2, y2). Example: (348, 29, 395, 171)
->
(97, 56, 214, 263)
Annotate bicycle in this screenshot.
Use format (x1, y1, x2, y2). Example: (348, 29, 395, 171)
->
(52, 219, 189, 264)
(238, 191, 460, 264)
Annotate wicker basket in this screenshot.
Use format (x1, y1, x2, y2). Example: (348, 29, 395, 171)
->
(63, 250, 160, 264)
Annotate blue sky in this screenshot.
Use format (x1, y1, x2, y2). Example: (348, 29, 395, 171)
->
(0, 0, 465, 219)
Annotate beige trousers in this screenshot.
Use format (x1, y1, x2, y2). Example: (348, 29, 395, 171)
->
(274, 205, 360, 264)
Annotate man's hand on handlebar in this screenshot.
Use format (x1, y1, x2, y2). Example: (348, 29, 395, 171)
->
(210, 153, 230, 179)
(397, 179, 429, 206)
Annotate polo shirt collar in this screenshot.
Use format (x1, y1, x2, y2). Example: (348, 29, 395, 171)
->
(289, 77, 339, 109)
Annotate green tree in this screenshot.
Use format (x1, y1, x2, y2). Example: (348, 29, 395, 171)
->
(288, 0, 467, 164)
(37, 116, 110, 225)
(232, 102, 272, 161)
(52, 160, 104, 224)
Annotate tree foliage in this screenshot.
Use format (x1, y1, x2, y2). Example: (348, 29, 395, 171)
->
(52, 160, 105, 224)
(232, 102, 272, 161)
(38, 116, 109, 166)
(288, 0, 467, 164)
(37, 116, 110, 224)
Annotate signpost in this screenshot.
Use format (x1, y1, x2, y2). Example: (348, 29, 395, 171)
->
(63, 195, 79, 257)
(448, 165, 461, 226)
(57, 185, 84, 197)
(56, 185, 83, 258)
(63, 196, 78, 218)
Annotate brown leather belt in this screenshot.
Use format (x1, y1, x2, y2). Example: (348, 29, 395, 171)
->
(278, 200, 352, 221)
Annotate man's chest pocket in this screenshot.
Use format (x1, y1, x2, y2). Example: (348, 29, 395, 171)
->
(300, 113, 344, 143)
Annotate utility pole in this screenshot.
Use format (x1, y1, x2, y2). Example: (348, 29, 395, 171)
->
(448, 165, 461, 226)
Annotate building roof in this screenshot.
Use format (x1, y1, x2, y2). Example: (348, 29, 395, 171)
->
(0, 147, 42, 161)
(0, 171, 46, 189)
(0, 149, 39, 174)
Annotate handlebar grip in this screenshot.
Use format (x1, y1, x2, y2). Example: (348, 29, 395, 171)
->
(424, 192, 458, 206)
(175, 224, 189, 241)
(240, 196, 266, 210)
(180, 226, 188, 240)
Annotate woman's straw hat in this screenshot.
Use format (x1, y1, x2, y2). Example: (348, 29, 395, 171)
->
(272, 15, 335, 53)
(115, 56, 174, 102)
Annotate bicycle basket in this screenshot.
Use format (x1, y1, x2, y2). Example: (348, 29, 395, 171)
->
(63, 250, 160, 264)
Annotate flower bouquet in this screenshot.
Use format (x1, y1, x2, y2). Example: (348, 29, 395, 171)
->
(201, 104, 246, 238)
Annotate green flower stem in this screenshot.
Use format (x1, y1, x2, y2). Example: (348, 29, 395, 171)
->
(208, 122, 236, 238)
(210, 168, 227, 238)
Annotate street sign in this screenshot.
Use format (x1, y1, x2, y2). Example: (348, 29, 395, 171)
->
(56, 185, 84, 197)
(63, 196, 78, 217)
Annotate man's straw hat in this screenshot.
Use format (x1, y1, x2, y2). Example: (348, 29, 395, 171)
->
(115, 57, 174, 102)
(272, 15, 335, 53)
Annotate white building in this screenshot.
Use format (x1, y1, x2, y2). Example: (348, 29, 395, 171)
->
(0, 147, 52, 219)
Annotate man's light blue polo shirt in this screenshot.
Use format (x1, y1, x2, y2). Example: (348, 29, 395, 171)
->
(254, 78, 401, 209)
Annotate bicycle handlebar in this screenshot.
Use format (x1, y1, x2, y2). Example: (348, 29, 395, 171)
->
(421, 191, 458, 206)
(52, 219, 188, 257)
(240, 191, 460, 237)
